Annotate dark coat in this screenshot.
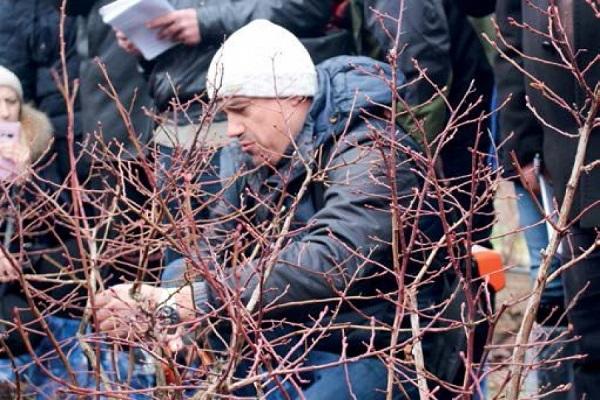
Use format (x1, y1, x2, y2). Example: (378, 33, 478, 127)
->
(359, 0, 495, 112)
(63, 0, 153, 157)
(0, 105, 83, 356)
(182, 57, 458, 371)
(497, 0, 600, 228)
(495, 0, 545, 178)
(0, 0, 81, 139)
(1, 183, 84, 356)
(358, 0, 496, 243)
(144, 0, 354, 118)
(361, 0, 451, 107)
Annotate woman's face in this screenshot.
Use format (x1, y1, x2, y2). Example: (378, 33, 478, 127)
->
(0, 86, 20, 122)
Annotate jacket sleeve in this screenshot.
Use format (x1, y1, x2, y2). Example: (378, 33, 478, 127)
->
(194, 0, 335, 45)
(216, 134, 423, 313)
(495, 0, 543, 177)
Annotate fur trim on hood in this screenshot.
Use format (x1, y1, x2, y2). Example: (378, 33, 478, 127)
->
(20, 104, 53, 162)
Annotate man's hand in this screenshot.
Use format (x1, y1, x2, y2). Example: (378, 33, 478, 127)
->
(115, 30, 141, 56)
(95, 283, 196, 351)
(0, 251, 20, 282)
(146, 9, 201, 46)
(95, 283, 163, 339)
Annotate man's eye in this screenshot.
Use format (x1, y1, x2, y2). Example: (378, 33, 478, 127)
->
(226, 106, 247, 115)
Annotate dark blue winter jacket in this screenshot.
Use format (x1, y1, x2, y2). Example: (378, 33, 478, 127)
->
(175, 56, 457, 359)
(0, 0, 81, 138)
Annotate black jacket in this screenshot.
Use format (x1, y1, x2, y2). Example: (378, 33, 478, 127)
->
(360, 0, 494, 109)
(497, 0, 600, 228)
(0, 106, 83, 357)
(143, 0, 354, 118)
(63, 0, 153, 156)
(495, 0, 544, 178)
(0, 0, 81, 138)
(0, 182, 84, 356)
(358, 0, 496, 243)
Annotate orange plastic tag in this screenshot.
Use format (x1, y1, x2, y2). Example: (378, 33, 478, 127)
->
(472, 245, 506, 292)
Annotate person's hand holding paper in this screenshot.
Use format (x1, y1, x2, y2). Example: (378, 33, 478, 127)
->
(146, 9, 201, 46)
(115, 29, 142, 56)
(100, 0, 181, 60)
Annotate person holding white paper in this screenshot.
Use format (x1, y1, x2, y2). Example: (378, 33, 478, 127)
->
(61, 0, 154, 160)
(100, 0, 179, 60)
(115, 1, 354, 265)
(116, 0, 353, 140)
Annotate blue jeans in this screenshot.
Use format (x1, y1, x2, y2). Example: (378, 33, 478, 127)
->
(0, 316, 155, 399)
(515, 184, 564, 304)
(246, 351, 412, 400)
(516, 184, 575, 399)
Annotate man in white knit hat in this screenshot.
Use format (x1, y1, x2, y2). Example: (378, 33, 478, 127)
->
(96, 20, 455, 399)
(204, 19, 317, 166)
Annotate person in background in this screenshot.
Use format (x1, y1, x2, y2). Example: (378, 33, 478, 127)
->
(497, 0, 600, 398)
(62, 0, 153, 161)
(0, 0, 81, 185)
(61, 0, 160, 282)
(0, 66, 150, 399)
(495, 0, 575, 398)
(353, 0, 497, 247)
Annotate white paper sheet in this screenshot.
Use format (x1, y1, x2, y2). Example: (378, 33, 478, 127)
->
(100, 0, 177, 60)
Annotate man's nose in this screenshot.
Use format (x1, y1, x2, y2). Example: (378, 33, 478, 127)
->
(226, 120, 244, 138)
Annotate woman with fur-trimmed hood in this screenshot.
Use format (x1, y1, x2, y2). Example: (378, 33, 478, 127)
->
(0, 65, 52, 180)
(0, 65, 55, 363)
(0, 65, 153, 400)
(0, 66, 74, 387)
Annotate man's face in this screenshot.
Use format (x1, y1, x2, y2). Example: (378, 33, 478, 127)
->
(0, 86, 20, 122)
(221, 97, 311, 166)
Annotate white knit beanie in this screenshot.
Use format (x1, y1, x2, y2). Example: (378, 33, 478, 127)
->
(207, 20, 317, 100)
(0, 66, 23, 100)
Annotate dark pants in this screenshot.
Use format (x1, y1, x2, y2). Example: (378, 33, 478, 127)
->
(561, 226, 600, 399)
